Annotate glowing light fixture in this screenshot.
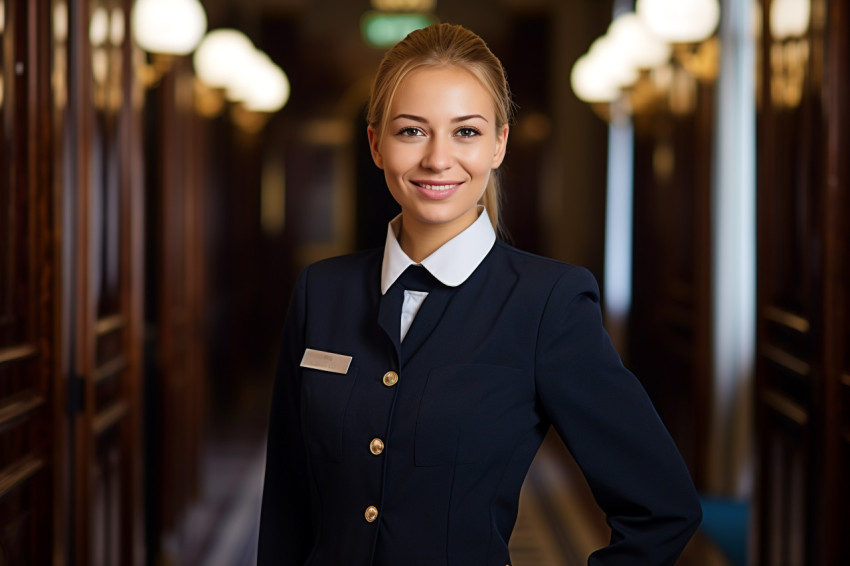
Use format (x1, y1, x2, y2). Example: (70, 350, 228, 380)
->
(608, 12, 671, 70)
(636, 0, 720, 44)
(110, 8, 125, 46)
(193, 29, 256, 89)
(89, 7, 109, 46)
(361, 11, 437, 47)
(570, 31, 643, 104)
(228, 49, 291, 113)
(570, 52, 622, 104)
(770, 0, 811, 39)
(193, 28, 290, 118)
(131, 0, 207, 55)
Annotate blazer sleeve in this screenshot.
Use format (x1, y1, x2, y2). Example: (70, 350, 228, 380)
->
(257, 267, 314, 565)
(534, 267, 702, 566)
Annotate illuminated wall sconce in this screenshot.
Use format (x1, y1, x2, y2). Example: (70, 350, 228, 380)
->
(571, 0, 721, 121)
(637, 0, 720, 82)
(193, 28, 291, 131)
(361, 0, 437, 48)
(769, 0, 811, 109)
(131, 0, 207, 85)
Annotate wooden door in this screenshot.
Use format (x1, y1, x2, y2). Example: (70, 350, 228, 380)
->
(66, 0, 144, 563)
(754, 0, 850, 563)
(137, 54, 209, 562)
(0, 0, 58, 563)
(628, 76, 715, 488)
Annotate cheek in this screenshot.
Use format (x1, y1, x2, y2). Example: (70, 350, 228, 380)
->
(463, 145, 498, 173)
(381, 146, 418, 175)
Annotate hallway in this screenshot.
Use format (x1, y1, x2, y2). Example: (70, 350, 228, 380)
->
(1, 0, 848, 564)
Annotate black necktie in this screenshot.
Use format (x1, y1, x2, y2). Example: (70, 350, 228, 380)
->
(395, 264, 437, 293)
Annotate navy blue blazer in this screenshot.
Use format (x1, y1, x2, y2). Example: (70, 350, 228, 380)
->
(258, 239, 701, 565)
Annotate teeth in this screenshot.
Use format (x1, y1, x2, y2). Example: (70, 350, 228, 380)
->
(419, 183, 458, 191)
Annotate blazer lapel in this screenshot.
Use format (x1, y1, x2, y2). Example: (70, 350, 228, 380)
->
(378, 284, 402, 363)
(400, 285, 453, 366)
(407, 246, 520, 364)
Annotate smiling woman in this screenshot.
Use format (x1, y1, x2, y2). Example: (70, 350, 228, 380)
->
(366, 65, 509, 260)
(258, 22, 702, 566)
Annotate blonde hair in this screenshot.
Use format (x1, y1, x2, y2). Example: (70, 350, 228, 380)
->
(366, 23, 515, 234)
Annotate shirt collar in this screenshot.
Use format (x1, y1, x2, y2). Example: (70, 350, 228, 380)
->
(380, 207, 496, 294)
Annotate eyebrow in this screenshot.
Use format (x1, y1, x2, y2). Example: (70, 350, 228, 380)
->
(391, 113, 489, 123)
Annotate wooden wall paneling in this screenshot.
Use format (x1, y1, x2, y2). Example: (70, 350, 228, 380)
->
(148, 57, 207, 559)
(628, 76, 714, 488)
(754, 0, 837, 563)
(124, 4, 147, 561)
(50, 0, 73, 560)
(0, 0, 57, 563)
(820, 0, 850, 561)
(183, 70, 207, 517)
(69, 0, 94, 559)
(70, 0, 143, 562)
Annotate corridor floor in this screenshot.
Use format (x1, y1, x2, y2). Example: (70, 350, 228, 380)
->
(178, 430, 730, 566)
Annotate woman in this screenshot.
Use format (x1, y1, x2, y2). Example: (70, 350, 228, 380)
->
(258, 23, 701, 566)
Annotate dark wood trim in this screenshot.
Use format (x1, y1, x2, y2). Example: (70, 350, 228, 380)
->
(0, 456, 46, 498)
(762, 391, 809, 426)
(92, 400, 129, 436)
(0, 344, 39, 364)
(69, 0, 94, 563)
(755, 0, 849, 563)
(0, 391, 46, 431)
(763, 305, 811, 333)
(94, 313, 126, 336)
(818, 0, 849, 561)
(93, 354, 128, 383)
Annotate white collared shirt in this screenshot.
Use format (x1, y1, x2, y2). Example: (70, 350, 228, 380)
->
(380, 207, 496, 341)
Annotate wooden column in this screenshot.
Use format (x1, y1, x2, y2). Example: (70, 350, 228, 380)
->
(754, 0, 850, 562)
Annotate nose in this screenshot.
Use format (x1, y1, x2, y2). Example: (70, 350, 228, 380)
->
(421, 136, 452, 171)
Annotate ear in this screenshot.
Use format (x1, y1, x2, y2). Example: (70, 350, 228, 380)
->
(490, 124, 509, 169)
(367, 125, 384, 169)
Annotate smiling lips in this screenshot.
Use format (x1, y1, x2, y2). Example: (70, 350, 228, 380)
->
(412, 180, 463, 200)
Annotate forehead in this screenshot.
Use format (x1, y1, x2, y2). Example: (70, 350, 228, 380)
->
(390, 65, 495, 117)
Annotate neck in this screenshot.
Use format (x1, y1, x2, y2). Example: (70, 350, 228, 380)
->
(398, 210, 478, 263)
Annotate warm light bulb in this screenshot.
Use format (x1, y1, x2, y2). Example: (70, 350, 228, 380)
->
(244, 64, 290, 113)
(570, 53, 622, 103)
(770, 0, 811, 39)
(588, 35, 639, 89)
(226, 49, 291, 113)
(131, 0, 207, 55)
(608, 12, 671, 69)
(110, 8, 125, 46)
(89, 7, 109, 46)
(193, 29, 256, 89)
(636, 0, 720, 43)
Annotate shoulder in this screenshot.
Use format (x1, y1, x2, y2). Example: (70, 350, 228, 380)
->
(300, 248, 382, 280)
(491, 240, 599, 300)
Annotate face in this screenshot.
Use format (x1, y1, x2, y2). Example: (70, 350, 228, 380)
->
(368, 65, 509, 236)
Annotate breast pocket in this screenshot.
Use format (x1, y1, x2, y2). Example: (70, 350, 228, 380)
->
(415, 364, 533, 466)
(300, 367, 358, 461)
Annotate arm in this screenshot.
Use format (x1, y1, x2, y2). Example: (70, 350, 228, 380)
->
(257, 267, 314, 565)
(535, 267, 701, 566)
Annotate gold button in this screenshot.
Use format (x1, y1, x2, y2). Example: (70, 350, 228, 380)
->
(369, 438, 385, 455)
(364, 506, 379, 523)
(382, 371, 398, 387)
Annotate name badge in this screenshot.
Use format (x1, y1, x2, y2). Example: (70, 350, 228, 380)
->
(300, 348, 352, 375)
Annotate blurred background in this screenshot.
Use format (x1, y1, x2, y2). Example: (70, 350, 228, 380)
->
(1, 0, 847, 564)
